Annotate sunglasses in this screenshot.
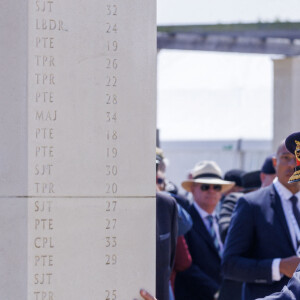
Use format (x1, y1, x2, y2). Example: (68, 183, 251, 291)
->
(200, 184, 222, 192)
(157, 178, 165, 185)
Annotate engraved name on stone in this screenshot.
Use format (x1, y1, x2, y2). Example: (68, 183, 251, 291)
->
(32, 0, 68, 298)
(33, 200, 54, 299)
(35, 19, 67, 31)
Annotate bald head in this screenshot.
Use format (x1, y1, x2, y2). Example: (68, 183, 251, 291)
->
(276, 141, 287, 158)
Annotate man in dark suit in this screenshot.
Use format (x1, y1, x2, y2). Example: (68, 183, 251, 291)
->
(222, 141, 300, 300)
(218, 170, 262, 300)
(156, 191, 178, 300)
(175, 161, 234, 300)
(156, 151, 178, 300)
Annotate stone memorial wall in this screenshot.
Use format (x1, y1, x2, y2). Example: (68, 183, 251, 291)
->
(0, 1, 156, 299)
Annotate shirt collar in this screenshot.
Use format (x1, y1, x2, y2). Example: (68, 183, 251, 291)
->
(273, 177, 300, 201)
(193, 201, 216, 219)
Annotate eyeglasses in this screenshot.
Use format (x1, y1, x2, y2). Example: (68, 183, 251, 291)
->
(200, 184, 222, 192)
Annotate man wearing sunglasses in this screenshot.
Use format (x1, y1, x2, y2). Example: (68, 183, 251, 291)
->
(175, 161, 234, 300)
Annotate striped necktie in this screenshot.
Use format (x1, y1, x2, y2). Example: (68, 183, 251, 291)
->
(206, 215, 222, 257)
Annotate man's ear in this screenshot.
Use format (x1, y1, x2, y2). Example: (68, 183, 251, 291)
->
(260, 172, 265, 183)
(272, 156, 277, 169)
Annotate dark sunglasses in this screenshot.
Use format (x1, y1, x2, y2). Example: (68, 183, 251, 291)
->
(200, 184, 222, 192)
(157, 178, 165, 184)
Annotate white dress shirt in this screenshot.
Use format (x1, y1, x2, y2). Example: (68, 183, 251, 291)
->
(193, 202, 224, 252)
(272, 177, 300, 280)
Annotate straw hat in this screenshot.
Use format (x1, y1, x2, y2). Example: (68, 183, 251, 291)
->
(182, 161, 235, 193)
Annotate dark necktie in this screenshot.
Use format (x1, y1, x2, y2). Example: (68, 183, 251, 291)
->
(289, 195, 300, 229)
(206, 215, 222, 257)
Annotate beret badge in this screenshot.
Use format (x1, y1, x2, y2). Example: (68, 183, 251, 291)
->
(285, 133, 300, 183)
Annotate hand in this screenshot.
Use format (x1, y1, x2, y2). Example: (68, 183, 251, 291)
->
(279, 256, 300, 278)
(214, 289, 219, 300)
(134, 289, 157, 300)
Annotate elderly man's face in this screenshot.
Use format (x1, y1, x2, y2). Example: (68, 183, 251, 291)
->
(191, 183, 222, 214)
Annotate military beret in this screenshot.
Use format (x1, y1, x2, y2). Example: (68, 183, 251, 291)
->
(285, 132, 300, 157)
(241, 170, 261, 191)
(285, 132, 300, 183)
(261, 155, 276, 174)
(224, 169, 245, 187)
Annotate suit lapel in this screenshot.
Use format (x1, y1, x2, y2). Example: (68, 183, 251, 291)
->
(270, 185, 295, 252)
(189, 205, 220, 257)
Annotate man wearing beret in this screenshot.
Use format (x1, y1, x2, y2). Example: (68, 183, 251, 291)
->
(254, 132, 300, 300)
(175, 161, 234, 300)
(222, 140, 300, 300)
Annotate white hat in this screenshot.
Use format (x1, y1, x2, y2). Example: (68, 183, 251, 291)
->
(182, 161, 235, 193)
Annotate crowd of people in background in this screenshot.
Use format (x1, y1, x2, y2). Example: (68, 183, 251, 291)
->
(148, 135, 300, 300)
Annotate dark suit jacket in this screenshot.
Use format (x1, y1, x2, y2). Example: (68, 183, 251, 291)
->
(256, 264, 300, 300)
(175, 204, 222, 300)
(222, 184, 296, 300)
(218, 192, 244, 300)
(156, 192, 178, 300)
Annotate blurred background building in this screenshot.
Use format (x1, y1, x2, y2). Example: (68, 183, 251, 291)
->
(156, 0, 300, 189)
